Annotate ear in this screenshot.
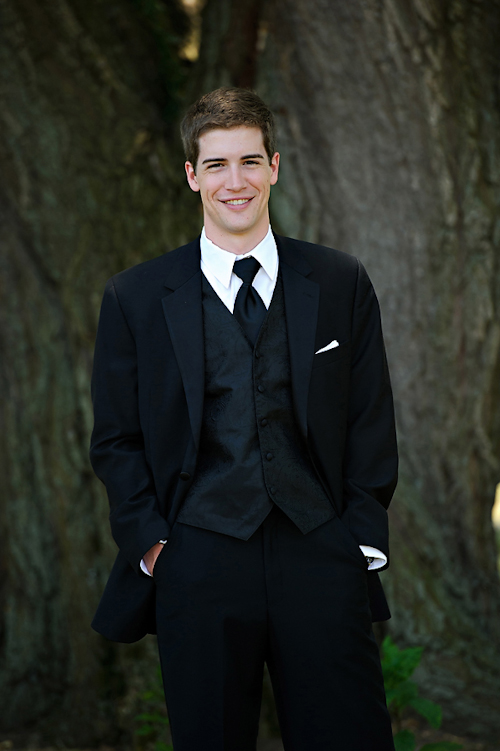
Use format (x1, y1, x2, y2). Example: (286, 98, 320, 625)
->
(270, 152, 280, 186)
(185, 161, 200, 192)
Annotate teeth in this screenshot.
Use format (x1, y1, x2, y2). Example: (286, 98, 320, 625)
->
(225, 198, 250, 205)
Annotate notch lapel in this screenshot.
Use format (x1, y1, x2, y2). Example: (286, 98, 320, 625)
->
(276, 236, 320, 438)
(161, 239, 204, 449)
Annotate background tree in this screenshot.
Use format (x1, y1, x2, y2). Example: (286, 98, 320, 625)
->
(1, 0, 500, 745)
(194, 0, 500, 739)
(0, 0, 197, 743)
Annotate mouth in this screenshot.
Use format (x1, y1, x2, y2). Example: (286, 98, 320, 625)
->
(221, 197, 253, 207)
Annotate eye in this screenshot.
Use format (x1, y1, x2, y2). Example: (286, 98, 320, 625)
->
(206, 162, 224, 170)
(243, 160, 259, 166)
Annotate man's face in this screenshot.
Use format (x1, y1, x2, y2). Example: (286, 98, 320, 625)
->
(185, 126, 279, 248)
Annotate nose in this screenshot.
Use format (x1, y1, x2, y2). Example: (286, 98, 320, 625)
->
(225, 164, 246, 191)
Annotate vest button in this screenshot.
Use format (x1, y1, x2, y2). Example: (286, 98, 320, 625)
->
(261, 418, 268, 427)
(266, 452, 273, 461)
(255, 350, 261, 358)
(269, 486, 276, 494)
(257, 385, 264, 393)
(179, 472, 191, 481)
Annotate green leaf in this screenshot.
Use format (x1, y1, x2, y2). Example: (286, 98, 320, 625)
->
(409, 697, 442, 729)
(382, 637, 424, 690)
(382, 635, 400, 659)
(155, 744, 173, 751)
(419, 744, 463, 750)
(393, 729, 416, 751)
(135, 725, 154, 735)
(386, 679, 419, 711)
(135, 712, 169, 722)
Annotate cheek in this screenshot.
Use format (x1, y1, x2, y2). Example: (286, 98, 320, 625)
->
(201, 186, 216, 204)
(205, 181, 223, 200)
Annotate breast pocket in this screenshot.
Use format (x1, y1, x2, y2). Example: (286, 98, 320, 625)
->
(312, 341, 351, 368)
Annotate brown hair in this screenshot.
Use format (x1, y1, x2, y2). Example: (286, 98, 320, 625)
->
(180, 87, 277, 170)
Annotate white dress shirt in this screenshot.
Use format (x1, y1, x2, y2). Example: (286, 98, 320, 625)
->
(141, 226, 386, 574)
(200, 225, 278, 311)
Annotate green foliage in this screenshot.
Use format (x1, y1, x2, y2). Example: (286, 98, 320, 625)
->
(382, 637, 462, 751)
(134, 640, 462, 751)
(382, 636, 424, 691)
(393, 732, 462, 751)
(134, 666, 173, 751)
(394, 729, 416, 751)
(410, 697, 442, 729)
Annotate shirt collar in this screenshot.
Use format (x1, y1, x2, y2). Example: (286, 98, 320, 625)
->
(200, 226, 278, 289)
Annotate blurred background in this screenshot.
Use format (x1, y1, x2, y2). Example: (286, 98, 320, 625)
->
(1, 0, 499, 748)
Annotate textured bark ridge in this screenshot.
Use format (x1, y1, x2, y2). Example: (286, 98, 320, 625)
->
(256, 0, 500, 740)
(193, 0, 500, 739)
(0, 0, 198, 743)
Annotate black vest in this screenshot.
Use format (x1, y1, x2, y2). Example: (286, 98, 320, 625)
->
(176, 274, 334, 539)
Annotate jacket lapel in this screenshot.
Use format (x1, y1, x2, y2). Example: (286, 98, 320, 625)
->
(161, 238, 204, 449)
(276, 235, 320, 438)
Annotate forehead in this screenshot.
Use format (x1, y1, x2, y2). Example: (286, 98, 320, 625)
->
(198, 126, 265, 160)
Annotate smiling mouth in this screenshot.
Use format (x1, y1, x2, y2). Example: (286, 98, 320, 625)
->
(222, 198, 253, 206)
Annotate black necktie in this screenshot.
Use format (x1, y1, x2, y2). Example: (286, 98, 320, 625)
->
(233, 257, 267, 346)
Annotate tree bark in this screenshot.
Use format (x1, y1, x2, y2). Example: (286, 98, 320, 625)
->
(2, 0, 500, 744)
(194, 0, 500, 740)
(0, 0, 198, 743)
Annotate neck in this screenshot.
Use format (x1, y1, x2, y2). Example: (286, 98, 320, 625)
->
(204, 220, 270, 255)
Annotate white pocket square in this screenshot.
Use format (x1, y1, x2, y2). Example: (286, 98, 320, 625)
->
(315, 340, 339, 355)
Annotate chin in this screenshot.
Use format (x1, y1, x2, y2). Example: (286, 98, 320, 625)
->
(224, 220, 255, 234)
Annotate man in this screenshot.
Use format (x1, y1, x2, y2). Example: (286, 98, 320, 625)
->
(90, 87, 398, 750)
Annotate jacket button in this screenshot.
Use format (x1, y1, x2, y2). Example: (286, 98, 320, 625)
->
(255, 350, 261, 358)
(269, 486, 276, 494)
(261, 418, 268, 427)
(179, 472, 191, 481)
(266, 452, 273, 461)
(257, 385, 264, 393)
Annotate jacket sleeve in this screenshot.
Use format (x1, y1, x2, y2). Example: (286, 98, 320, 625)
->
(341, 260, 398, 564)
(89, 279, 170, 573)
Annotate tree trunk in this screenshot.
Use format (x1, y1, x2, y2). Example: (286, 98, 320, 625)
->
(194, 0, 500, 740)
(0, 0, 197, 743)
(2, 0, 500, 744)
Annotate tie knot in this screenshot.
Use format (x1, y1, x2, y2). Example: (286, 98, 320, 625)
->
(233, 257, 261, 286)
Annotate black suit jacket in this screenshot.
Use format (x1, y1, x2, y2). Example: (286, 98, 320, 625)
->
(90, 234, 398, 642)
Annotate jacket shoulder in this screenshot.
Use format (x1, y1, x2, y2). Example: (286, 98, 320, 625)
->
(107, 238, 200, 297)
(276, 234, 361, 278)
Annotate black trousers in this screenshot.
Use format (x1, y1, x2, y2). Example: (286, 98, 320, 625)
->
(154, 506, 394, 751)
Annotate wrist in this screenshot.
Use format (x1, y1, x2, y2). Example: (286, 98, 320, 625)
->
(144, 541, 165, 575)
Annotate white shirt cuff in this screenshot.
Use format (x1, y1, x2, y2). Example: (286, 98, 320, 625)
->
(140, 540, 167, 577)
(140, 558, 152, 576)
(359, 545, 387, 570)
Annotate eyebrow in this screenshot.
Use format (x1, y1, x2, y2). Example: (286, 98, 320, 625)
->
(201, 153, 266, 165)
